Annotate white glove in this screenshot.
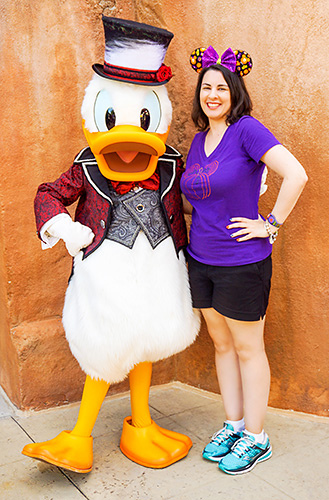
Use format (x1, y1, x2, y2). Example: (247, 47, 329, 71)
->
(46, 216, 95, 257)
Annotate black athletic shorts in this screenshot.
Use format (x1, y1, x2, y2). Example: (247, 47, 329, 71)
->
(186, 253, 272, 322)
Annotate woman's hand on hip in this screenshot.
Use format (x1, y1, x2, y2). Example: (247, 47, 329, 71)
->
(226, 215, 268, 241)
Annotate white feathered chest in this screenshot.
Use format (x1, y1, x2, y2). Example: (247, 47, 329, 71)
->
(60, 73, 199, 383)
(63, 222, 198, 384)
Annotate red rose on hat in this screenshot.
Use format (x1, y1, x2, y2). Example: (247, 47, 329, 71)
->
(156, 64, 173, 83)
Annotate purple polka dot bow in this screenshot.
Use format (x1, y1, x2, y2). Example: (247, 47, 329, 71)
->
(202, 46, 237, 73)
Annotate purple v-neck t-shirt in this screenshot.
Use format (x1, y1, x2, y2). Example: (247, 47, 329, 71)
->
(180, 115, 280, 266)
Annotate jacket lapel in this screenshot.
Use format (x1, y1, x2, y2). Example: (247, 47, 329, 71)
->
(82, 162, 113, 203)
(158, 158, 176, 199)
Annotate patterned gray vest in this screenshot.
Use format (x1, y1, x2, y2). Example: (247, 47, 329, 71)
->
(106, 185, 170, 249)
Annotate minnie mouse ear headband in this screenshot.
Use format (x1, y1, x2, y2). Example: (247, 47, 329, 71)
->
(190, 46, 252, 77)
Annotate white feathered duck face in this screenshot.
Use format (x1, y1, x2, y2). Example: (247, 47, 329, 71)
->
(81, 74, 173, 182)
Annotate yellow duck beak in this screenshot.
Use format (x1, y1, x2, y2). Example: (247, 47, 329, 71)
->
(83, 122, 169, 182)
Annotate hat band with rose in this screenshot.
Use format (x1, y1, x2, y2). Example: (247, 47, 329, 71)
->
(190, 46, 252, 77)
(93, 16, 174, 86)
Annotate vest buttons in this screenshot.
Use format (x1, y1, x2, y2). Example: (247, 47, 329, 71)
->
(170, 214, 174, 223)
(136, 204, 145, 213)
(100, 219, 106, 229)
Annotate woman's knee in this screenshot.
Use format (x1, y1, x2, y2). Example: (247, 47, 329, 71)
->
(212, 337, 236, 356)
(206, 326, 235, 355)
(234, 342, 266, 363)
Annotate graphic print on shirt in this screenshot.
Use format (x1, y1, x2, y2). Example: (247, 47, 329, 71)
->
(181, 161, 219, 199)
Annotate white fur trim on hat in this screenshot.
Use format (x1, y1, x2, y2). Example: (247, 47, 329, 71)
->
(105, 40, 167, 71)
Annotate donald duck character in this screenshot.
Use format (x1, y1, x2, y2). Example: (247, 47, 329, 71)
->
(22, 16, 199, 473)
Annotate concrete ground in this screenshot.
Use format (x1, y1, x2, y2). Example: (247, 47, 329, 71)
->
(0, 383, 328, 500)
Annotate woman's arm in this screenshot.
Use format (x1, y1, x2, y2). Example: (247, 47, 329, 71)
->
(260, 144, 308, 224)
(182, 194, 193, 215)
(227, 144, 308, 241)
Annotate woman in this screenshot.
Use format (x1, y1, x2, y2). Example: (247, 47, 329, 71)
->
(181, 46, 308, 475)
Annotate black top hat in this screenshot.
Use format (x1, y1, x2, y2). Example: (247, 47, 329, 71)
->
(93, 16, 174, 86)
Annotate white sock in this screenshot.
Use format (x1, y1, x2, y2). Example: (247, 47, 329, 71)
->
(244, 429, 268, 444)
(225, 418, 245, 433)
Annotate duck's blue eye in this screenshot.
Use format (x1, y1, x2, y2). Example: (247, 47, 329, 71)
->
(94, 90, 116, 131)
(140, 92, 161, 132)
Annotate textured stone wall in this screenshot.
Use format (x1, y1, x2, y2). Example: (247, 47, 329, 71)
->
(0, 0, 328, 416)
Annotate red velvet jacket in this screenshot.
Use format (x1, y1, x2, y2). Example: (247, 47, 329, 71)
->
(34, 145, 188, 259)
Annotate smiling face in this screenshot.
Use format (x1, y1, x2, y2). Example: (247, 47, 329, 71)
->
(199, 69, 231, 124)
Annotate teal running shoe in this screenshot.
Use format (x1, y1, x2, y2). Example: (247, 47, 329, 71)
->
(202, 423, 242, 462)
(218, 433, 272, 475)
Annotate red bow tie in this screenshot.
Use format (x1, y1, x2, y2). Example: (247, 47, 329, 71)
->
(110, 171, 160, 195)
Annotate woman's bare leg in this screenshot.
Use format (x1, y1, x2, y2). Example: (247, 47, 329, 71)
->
(201, 308, 243, 422)
(225, 316, 270, 434)
(202, 308, 270, 433)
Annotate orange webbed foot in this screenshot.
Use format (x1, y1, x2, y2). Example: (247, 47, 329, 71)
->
(22, 430, 93, 473)
(120, 417, 192, 468)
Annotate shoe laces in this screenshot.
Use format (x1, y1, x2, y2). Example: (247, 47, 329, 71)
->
(231, 435, 256, 458)
(211, 424, 234, 444)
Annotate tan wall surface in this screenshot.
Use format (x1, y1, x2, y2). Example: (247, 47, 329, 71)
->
(0, 0, 328, 415)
